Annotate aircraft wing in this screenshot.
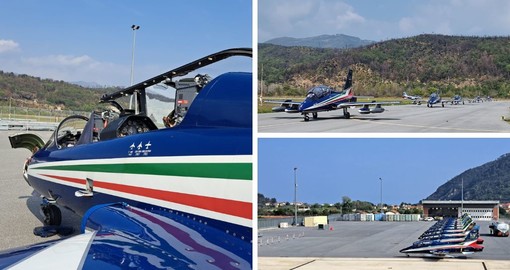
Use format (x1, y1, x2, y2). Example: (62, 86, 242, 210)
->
(336, 101, 400, 108)
(264, 100, 301, 113)
(263, 100, 301, 106)
(0, 203, 251, 269)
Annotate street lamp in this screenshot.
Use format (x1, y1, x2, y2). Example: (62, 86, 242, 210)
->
(379, 177, 383, 214)
(129, 25, 140, 112)
(130, 24, 140, 86)
(294, 167, 298, 226)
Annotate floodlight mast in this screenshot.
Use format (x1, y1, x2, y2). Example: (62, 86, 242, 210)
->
(294, 167, 298, 226)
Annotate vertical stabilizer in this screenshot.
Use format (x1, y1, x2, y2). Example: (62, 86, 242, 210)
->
(344, 69, 353, 90)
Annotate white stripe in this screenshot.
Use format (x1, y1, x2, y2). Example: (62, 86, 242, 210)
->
(29, 155, 252, 169)
(8, 231, 95, 270)
(31, 170, 251, 202)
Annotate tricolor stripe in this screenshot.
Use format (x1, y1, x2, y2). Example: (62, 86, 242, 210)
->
(41, 174, 251, 220)
(28, 155, 252, 227)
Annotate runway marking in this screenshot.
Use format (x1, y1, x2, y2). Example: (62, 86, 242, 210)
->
(290, 259, 316, 270)
(351, 118, 507, 133)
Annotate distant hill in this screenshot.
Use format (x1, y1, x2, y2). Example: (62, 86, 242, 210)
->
(71, 81, 109, 89)
(264, 34, 375, 49)
(0, 70, 121, 111)
(259, 34, 510, 98)
(427, 153, 510, 202)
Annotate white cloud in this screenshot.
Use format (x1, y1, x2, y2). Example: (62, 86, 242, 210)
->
(10, 54, 130, 86)
(0, 39, 20, 53)
(259, 0, 510, 42)
(259, 0, 366, 41)
(396, 0, 510, 37)
(23, 54, 94, 67)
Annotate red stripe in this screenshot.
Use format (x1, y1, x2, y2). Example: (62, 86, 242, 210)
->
(41, 174, 252, 220)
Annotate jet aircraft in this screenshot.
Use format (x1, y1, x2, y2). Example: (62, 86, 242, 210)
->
(450, 95, 464, 105)
(402, 92, 422, 104)
(426, 91, 445, 107)
(266, 69, 399, 121)
(3, 48, 253, 269)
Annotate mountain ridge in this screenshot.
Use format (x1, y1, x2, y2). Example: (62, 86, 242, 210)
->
(264, 34, 375, 49)
(427, 153, 510, 202)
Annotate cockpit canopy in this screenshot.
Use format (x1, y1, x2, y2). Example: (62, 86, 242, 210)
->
(306, 85, 333, 100)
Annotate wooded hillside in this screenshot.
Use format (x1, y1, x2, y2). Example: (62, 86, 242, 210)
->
(427, 153, 510, 202)
(0, 71, 120, 111)
(259, 34, 510, 98)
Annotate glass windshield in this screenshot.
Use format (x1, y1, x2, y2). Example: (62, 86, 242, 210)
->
(46, 116, 88, 149)
(306, 85, 332, 100)
(145, 84, 175, 128)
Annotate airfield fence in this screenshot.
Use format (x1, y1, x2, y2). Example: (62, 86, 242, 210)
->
(258, 217, 304, 229)
(258, 213, 422, 229)
(0, 106, 89, 123)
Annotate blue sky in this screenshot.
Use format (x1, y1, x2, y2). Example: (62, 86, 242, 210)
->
(258, 138, 510, 205)
(0, 0, 252, 86)
(259, 0, 510, 42)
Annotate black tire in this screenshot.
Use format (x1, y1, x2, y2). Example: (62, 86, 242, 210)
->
(344, 112, 350, 119)
(43, 205, 62, 226)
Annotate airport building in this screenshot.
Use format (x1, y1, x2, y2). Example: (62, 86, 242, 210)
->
(421, 200, 499, 221)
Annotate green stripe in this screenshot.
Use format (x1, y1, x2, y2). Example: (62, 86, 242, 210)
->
(33, 163, 252, 180)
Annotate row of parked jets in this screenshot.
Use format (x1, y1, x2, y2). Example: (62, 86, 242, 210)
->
(402, 91, 492, 107)
(399, 214, 484, 257)
(266, 69, 492, 121)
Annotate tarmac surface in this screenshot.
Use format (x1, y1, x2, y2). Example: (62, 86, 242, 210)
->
(258, 101, 510, 133)
(258, 220, 510, 269)
(0, 131, 81, 251)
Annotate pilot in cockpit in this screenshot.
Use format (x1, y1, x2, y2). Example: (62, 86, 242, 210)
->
(163, 110, 177, 128)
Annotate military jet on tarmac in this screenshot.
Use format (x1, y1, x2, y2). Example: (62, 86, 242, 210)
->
(450, 95, 465, 105)
(426, 91, 445, 107)
(402, 92, 423, 104)
(3, 48, 253, 269)
(266, 69, 399, 121)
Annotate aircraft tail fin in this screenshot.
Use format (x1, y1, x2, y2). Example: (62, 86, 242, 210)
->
(344, 69, 353, 90)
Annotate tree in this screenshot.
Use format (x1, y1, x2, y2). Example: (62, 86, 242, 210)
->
(341, 196, 353, 213)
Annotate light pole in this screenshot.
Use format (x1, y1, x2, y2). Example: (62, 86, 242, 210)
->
(379, 177, 383, 214)
(460, 177, 464, 217)
(130, 24, 140, 86)
(294, 167, 298, 226)
(129, 25, 140, 112)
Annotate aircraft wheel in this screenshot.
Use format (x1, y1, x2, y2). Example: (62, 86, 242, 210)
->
(42, 204, 62, 226)
(304, 114, 309, 122)
(312, 112, 318, 119)
(344, 112, 350, 119)
(442, 103, 445, 107)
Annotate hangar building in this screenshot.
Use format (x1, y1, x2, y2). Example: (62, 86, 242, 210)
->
(421, 200, 499, 221)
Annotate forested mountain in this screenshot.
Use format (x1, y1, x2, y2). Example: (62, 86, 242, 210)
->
(427, 153, 510, 202)
(264, 34, 375, 49)
(259, 34, 510, 98)
(0, 71, 121, 111)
